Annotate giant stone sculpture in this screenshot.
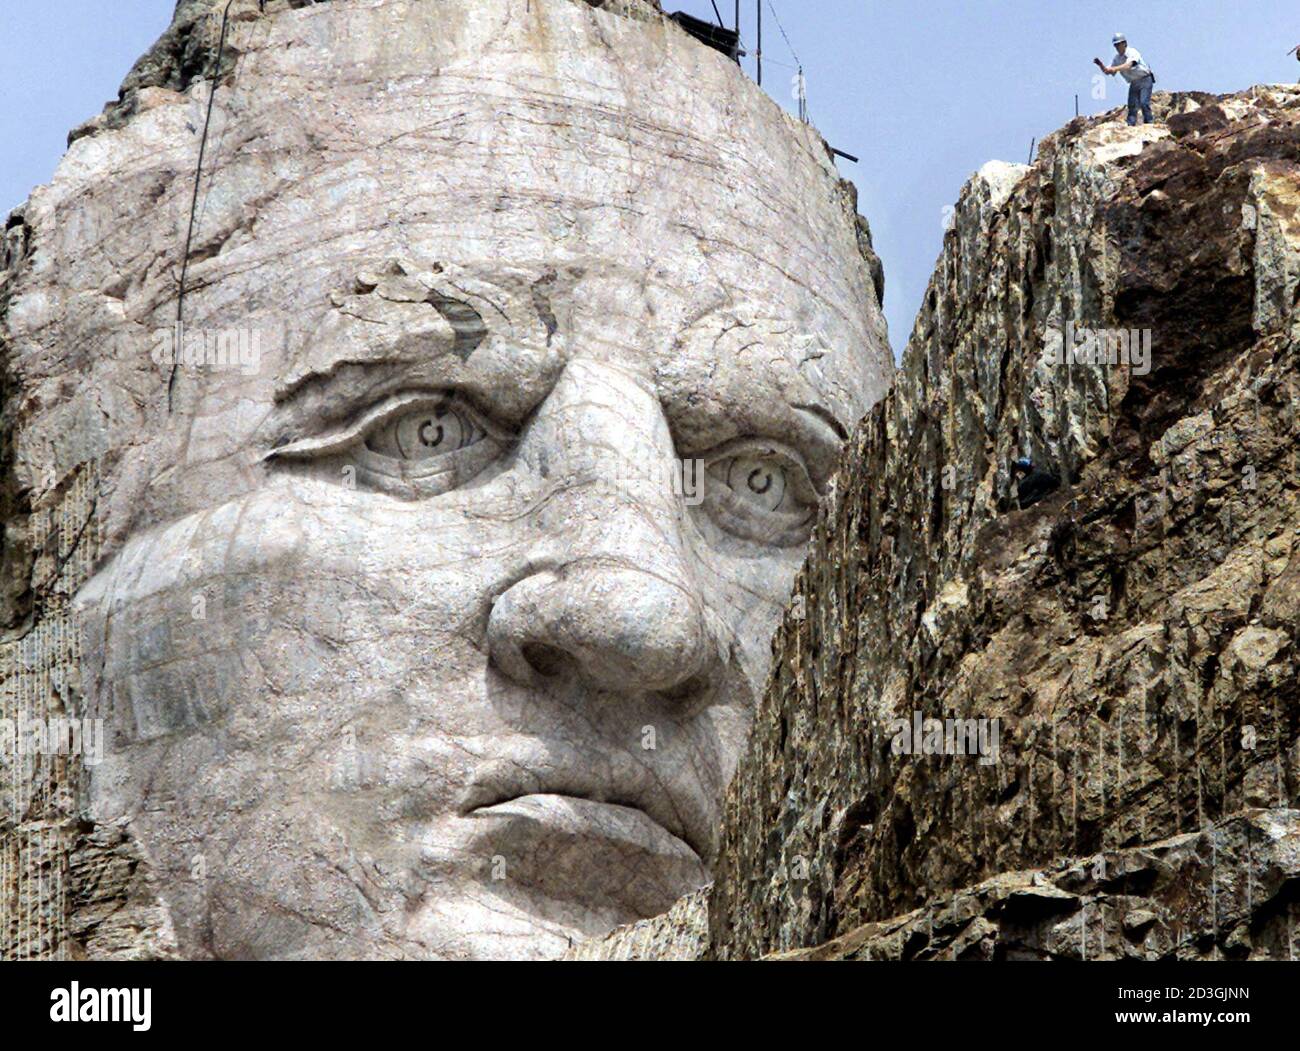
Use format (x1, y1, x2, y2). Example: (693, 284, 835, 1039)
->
(2, 0, 891, 958)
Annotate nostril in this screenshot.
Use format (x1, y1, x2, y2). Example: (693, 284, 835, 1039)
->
(520, 642, 569, 678)
(657, 672, 711, 703)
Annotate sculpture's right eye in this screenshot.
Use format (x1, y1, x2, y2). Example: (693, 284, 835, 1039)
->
(266, 391, 509, 499)
(363, 402, 487, 461)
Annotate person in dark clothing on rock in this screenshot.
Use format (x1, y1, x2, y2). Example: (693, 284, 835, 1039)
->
(1012, 457, 1061, 510)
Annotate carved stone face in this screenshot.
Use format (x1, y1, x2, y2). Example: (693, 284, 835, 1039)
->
(24, 0, 890, 958)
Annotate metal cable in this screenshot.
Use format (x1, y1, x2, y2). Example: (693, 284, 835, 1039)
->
(169, 0, 237, 413)
(764, 0, 800, 69)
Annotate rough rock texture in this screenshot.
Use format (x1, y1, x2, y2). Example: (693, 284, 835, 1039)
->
(706, 86, 1300, 959)
(773, 809, 1300, 961)
(561, 883, 707, 959)
(2, 0, 889, 959)
(63, 819, 181, 960)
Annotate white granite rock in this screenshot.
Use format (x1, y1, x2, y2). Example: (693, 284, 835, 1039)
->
(1, 0, 890, 958)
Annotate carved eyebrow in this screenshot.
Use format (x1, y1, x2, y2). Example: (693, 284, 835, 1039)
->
(741, 400, 852, 495)
(791, 401, 850, 443)
(272, 290, 488, 404)
(273, 357, 406, 406)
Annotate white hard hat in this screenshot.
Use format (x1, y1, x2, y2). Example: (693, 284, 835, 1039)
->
(1112, 32, 1127, 45)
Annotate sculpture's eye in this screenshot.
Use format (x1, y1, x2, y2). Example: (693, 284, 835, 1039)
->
(363, 403, 485, 460)
(718, 454, 791, 514)
(266, 392, 507, 499)
(700, 440, 819, 547)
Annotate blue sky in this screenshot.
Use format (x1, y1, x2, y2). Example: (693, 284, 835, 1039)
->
(3, 1, 1298, 353)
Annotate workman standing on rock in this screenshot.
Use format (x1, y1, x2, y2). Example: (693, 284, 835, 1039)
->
(1095, 33, 1156, 126)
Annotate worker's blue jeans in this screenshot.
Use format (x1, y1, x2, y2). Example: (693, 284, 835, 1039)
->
(1127, 75, 1154, 125)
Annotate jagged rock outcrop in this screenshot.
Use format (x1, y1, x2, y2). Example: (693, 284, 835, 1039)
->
(773, 809, 1300, 961)
(561, 885, 708, 960)
(704, 86, 1300, 959)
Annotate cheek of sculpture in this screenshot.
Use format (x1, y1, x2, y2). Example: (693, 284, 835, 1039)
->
(85, 485, 512, 810)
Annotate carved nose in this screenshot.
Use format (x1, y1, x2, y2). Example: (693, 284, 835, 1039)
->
(487, 561, 714, 694)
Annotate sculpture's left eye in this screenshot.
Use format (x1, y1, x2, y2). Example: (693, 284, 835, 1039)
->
(266, 392, 507, 499)
(697, 439, 819, 548)
(717, 453, 792, 514)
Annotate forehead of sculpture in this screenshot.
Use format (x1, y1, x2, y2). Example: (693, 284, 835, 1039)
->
(2, 0, 890, 555)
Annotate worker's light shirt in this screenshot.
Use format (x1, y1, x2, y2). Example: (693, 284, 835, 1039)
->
(1112, 48, 1152, 83)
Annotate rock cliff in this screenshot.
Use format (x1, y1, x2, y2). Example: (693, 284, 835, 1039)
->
(704, 85, 1300, 959)
(770, 809, 1300, 961)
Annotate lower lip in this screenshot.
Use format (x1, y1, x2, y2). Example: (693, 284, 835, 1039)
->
(463, 793, 707, 914)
